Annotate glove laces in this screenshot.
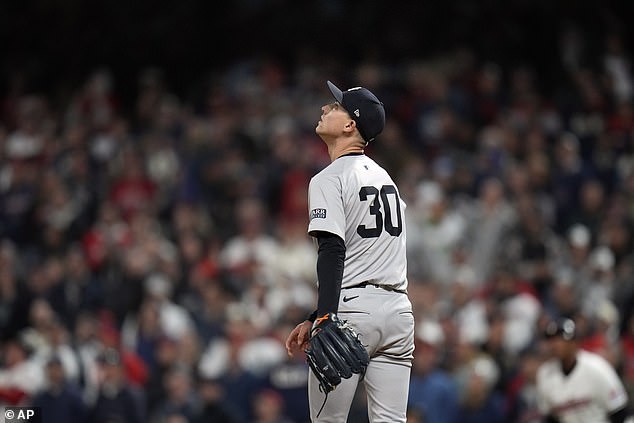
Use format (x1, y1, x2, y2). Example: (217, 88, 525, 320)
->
(315, 384, 329, 419)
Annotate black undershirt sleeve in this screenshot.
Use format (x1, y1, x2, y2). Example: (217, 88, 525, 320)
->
(313, 231, 346, 317)
(608, 407, 628, 423)
(306, 309, 318, 323)
(545, 415, 560, 423)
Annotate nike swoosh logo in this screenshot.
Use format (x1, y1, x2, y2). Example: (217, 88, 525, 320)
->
(342, 295, 359, 303)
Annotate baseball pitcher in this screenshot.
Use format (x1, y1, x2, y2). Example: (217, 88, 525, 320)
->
(285, 80, 415, 422)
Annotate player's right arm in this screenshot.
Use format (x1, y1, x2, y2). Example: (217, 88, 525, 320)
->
(536, 364, 557, 421)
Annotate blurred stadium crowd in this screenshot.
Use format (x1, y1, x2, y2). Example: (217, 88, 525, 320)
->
(1, 22, 634, 423)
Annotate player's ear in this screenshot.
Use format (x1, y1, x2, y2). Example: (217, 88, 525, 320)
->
(344, 119, 357, 134)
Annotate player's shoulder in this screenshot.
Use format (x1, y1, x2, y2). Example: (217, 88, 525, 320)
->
(310, 162, 340, 185)
(577, 349, 614, 372)
(308, 166, 342, 200)
(536, 358, 560, 382)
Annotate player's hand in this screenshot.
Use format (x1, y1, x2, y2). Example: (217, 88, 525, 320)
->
(285, 320, 312, 357)
(304, 313, 370, 394)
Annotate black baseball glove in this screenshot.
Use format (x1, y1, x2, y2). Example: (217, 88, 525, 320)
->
(305, 313, 370, 393)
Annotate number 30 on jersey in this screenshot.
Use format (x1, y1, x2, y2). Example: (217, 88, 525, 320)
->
(357, 185, 403, 238)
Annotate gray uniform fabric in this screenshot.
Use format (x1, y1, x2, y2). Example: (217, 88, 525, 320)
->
(308, 285, 414, 422)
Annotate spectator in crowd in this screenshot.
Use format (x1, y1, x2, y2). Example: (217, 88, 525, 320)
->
(35, 317, 81, 385)
(219, 197, 280, 293)
(503, 347, 547, 423)
(0, 336, 44, 406)
(140, 272, 195, 344)
(462, 177, 517, 285)
(88, 348, 146, 423)
(252, 388, 294, 423)
(408, 319, 460, 423)
(185, 272, 230, 346)
(56, 244, 103, 328)
(71, 311, 103, 405)
(121, 298, 165, 373)
(107, 145, 158, 222)
(551, 133, 598, 234)
(198, 310, 266, 422)
(194, 376, 241, 423)
(454, 352, 505, 423)
(481, 263, 541, 359)
(143, 335, 180, 416)
(150, 364, 198, 423)
(263, 316, 310, 423)
(407, 180, 467, 285)
(31, 355, 87, 423)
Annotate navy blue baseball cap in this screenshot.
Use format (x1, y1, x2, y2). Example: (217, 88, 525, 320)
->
(327, 80, 386, 143)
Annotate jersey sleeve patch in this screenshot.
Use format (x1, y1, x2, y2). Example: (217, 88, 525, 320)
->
(310, 208, 327, 220)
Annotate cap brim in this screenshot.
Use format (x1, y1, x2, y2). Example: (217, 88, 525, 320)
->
(327, 80, 344, 103)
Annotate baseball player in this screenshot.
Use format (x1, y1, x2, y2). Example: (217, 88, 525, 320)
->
(536, 318, 630, 423)
(285, 80, 415, 422)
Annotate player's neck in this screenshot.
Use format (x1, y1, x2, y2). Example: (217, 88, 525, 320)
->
(328, 140, 365, 162)
(561, 354, 578, 375)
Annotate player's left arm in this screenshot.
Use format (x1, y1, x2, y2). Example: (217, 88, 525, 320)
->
(292, 230, 345, 341)
(306, 173, 347, 320)
(313, 231, 346, 317)
(593, 355, 629, 421)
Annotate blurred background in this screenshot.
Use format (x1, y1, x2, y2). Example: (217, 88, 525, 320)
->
(0, 1, 633, 422)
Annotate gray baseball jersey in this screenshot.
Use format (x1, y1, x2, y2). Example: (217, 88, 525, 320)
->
(307, 153, 415, 422)
(536, 350, 628, 423)
(308, 154, 408, 291)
